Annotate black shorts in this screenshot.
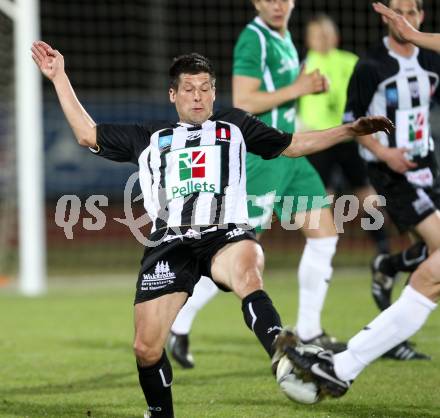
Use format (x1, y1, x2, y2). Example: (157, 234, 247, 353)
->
(307, 142, 369, 190)
(367, 162, 440, 232)
(134, 224, 258, 304)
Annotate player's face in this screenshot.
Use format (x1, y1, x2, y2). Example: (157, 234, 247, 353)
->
(306, 21, 338, 54)
(386, 0, 424, 43)
(253, 0, 295, 33)
(169, 73, 216, 125)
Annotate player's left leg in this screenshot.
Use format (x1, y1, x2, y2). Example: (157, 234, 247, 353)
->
(284, 250, 440, 398)
(210, 239, 284, 361)
(331, 250, 439, 381)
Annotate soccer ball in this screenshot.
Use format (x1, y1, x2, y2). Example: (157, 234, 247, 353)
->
(276, 344, 323, 404)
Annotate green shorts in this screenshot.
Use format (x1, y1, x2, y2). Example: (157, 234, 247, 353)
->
(246, 153, 329, 232)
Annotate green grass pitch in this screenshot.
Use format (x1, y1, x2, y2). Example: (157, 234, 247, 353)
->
(0, 268, 439, 418)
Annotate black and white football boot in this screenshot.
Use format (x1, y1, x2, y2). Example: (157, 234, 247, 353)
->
(167, 331, 195, 369)
(284, 346, 351, 399)
(382, 340, 431, 361)
(371, 253, 399, 311)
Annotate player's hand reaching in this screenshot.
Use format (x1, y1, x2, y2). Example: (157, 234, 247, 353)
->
(372, 2, 418, 43)
(31, 41, 64, 81)
(295, 66, 329, 96)
(350, 116, 394, 137)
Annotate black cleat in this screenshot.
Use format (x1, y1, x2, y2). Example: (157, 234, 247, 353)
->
(300, 332, 347, 353)
(371, 254, 398, 311)
(382, 341, 431, 361)
(285, 346, 351, 399)
(167, 331, 195, 369)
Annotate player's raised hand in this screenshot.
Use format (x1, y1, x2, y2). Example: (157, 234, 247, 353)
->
(372, 2, 418, 43)
(31, 41, 64, 81)
(350, 116, 394, 137)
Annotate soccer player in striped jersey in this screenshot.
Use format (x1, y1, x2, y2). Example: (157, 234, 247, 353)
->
(373, 2, 440, 52)
(170, 0, 347, 368)
(344, 0, 440, 360)
(31, 40, 391, 417)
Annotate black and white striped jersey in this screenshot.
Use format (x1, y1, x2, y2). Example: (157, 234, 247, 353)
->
(93, 107, 291, 232)
(344, 37, 440, 169)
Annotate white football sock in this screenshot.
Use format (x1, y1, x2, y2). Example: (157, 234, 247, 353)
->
(295, 236, 338, 341)
(334, 286, 437, 381)
(171, 276, 219, 335)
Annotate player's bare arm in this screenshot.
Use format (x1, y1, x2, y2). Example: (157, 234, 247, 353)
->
(233, 67, 327, 115)
(31, 41, 97, 148)
(373, 2, 440, 52)
(356, 133, 417, 174)
(282, 116, 393, 158)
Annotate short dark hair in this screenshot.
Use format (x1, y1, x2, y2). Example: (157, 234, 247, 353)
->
(169, 53, 216, 90)
(385, 0, 423, 11)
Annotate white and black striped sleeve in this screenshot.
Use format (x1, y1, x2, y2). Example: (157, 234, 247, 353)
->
(223, 108, 291, 159)
(344, 59, 380, 122)
(92, 124, 151, 164)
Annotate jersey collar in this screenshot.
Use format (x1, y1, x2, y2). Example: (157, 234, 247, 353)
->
(383, 36, 419, 61)
(253, 16, 289, 42)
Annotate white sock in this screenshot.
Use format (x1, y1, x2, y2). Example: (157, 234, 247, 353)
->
(171, 276, 219, 335)
(334, 286, 437, 381)
(295, 236, 338, 341)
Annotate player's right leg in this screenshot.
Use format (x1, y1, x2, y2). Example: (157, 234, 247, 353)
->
(284, 250, 440, 398)
(134, 292, 187, 418)
(134, 234, 199, 418)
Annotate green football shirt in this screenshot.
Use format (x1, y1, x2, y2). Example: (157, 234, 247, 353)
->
(233, 16, 300, 134)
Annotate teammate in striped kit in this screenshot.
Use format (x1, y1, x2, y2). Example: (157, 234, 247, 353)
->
(343, 0, 440, 360)
(373, 2, 440, 53)
(31, 41, 391, 417)
(169, 0, 346, 369)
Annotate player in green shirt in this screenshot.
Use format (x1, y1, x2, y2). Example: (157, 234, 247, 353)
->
(168, 0, 346, 369)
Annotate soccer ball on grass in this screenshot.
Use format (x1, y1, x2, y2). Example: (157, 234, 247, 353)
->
(276, 344, 323, 404)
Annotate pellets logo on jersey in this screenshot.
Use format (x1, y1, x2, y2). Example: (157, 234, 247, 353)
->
(409, 112, 425, 142)
(179, 150, 206, 180)
(216, 126, 231, 142)
(165, 145, 222, 200)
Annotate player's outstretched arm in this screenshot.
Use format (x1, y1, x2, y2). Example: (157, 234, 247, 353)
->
(31, 41, 97, 147)
(282, 116, 393, 158)
(373, 2, 440, 52)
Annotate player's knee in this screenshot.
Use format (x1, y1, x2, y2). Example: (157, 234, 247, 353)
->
(232, 268, 263, 298)
(426, 240, 440, 254)
(133, 339, 163, 366)
(410, 250, 440, 288)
